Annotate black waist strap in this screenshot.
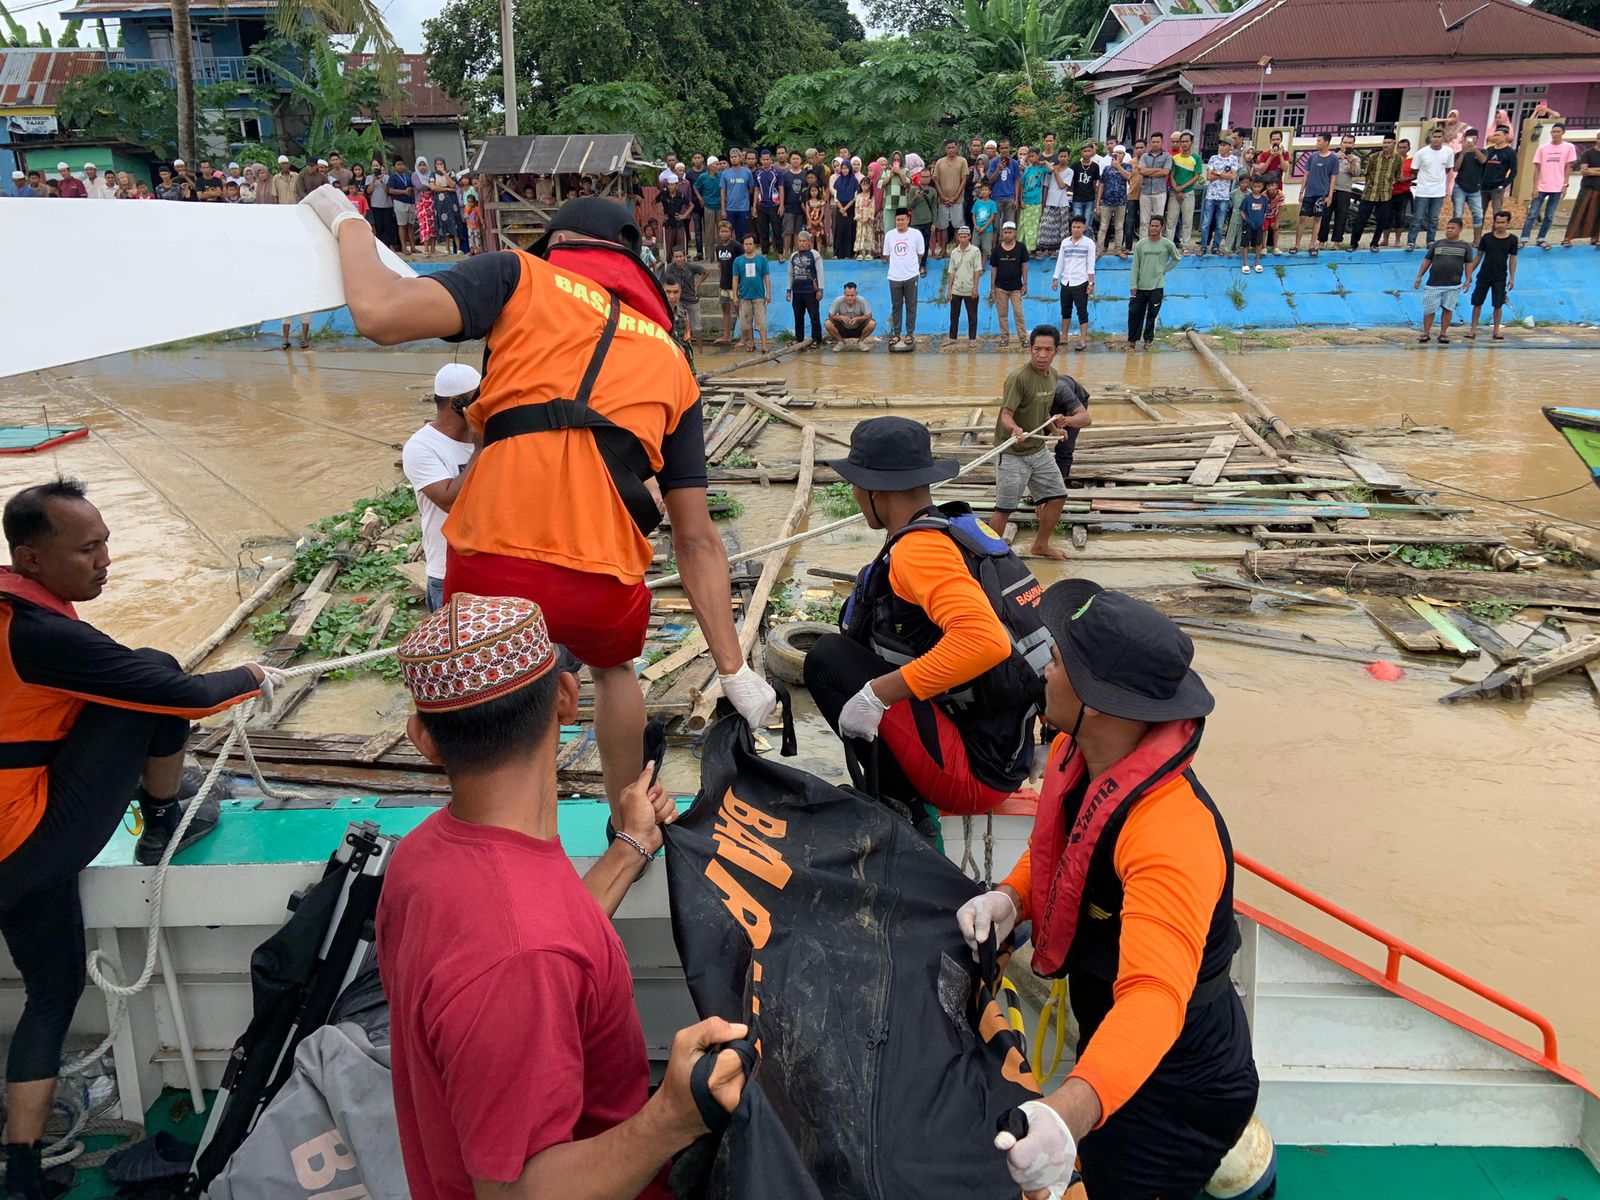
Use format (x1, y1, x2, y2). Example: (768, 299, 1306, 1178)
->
(479, 292, 664, 538)
(0, 740, 62, 771)
(1188, 967, 1233, 1010)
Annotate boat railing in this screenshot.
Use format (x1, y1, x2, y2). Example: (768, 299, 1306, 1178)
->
(1233, 851, 1580, 1083)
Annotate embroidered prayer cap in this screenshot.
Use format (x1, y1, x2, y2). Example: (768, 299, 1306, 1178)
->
(398, 593, 557, 712)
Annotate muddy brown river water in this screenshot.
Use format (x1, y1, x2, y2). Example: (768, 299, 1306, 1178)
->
(3, 340, 1597, 1080)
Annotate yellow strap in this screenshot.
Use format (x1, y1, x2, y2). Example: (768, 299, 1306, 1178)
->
(1031, 978, 1071, 1084)
(997, 975, 1027, 1035)
(124, 803, 144, 837)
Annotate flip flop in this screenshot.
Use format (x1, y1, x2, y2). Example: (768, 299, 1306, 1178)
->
(1437, 335, 1451, 344)
(1465, 331, 1477, 340)
(1418, 334, 1431, 343)
(1492, 333, 1506, 340)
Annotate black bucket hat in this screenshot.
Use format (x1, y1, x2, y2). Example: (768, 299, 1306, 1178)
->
(825, 416, 959, 492)
(531, 195, 641, 255)
(1039, 579, 1214, 721)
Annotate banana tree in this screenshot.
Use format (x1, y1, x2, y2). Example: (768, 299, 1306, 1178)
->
(950, 0, 1082, 73)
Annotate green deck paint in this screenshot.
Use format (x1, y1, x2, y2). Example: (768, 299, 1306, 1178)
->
(89, 794, 692, 868)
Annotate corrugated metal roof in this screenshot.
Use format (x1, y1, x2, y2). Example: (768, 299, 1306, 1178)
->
(1150, 0, 1600, 72)
(470, 134, 642, 176)
(61, 0, 265, 15)
(1085, 12, 1236, 75)
(0, 48, 111, 109)
(1180, 56, 1600, 88)
(345, 53, 464, 122)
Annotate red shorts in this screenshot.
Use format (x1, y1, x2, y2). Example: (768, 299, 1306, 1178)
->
(443, 549, 650, 670)
(881, 701, 1011, 816)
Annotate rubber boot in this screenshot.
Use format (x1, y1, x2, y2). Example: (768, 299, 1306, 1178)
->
(5, 1141, 67, 1200)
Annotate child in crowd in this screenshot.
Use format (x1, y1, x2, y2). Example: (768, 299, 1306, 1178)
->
(347, 181, 369, 216)
(463, 196, 482, 254)
(1239, 178, 1271, 274)
(972, 183, 997, 258)
(805, 184, 828, 252)
(1265, 183, 1284, 253)
(1223, 176, 1247, 255)
(641, 218, 660, 266)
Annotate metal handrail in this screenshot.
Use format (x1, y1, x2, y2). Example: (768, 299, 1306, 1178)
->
(1234, 851, 1561, 1063)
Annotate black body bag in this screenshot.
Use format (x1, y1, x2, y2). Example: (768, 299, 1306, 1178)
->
(663, 712, 1041, 1200)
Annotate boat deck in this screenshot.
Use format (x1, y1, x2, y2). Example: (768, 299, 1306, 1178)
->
(63, 1090, 1600, 1200)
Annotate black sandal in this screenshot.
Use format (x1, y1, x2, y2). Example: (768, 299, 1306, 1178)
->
(1418, 334, 1432, 343)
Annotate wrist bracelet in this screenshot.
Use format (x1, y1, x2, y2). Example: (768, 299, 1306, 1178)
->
(614, 830, 654, 861)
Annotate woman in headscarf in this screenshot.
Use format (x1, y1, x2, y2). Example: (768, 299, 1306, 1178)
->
(412, 157, 436, 254)
(252, 163, 278, 204)
(831, 157, 860, 259)
(854, 156, 879, 258)
(431, 157, 464, 255)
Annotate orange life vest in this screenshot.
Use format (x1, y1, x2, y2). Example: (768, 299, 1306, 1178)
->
(443, 246, 700, 587)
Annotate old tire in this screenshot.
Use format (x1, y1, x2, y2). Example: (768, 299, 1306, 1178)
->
(764, 621, 833, 687)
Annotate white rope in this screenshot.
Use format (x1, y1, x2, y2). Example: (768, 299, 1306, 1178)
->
(62, 645, 401, 1080)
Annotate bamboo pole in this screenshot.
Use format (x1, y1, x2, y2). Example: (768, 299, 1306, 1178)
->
(688, 427, 818, 729)
(179, 560, 298, 672)
(1185, 330, 1296, 446)
(738, 389, 852, 447)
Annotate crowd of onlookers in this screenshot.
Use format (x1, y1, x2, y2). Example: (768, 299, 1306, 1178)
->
(5, 152, 488, 256)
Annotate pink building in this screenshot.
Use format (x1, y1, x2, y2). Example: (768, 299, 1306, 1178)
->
(1082, 0, 1600, 151)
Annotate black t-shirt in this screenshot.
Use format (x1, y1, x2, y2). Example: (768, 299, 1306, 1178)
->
(430, 252, 707, 492)
(1424, 239, 1473, 287)
(1454, 149, 1485, 194)
(989, 240, 1028, 291)
(1476, 232, 1518, 281)
(1480, 146, 1516, 189)
(1582, 148, 1600, 192)
(713, 239, 740, 289)
(1050, 377, 1090, 465)
(804, 163, 830, 193)
(1071, 162, 1100, 204)
(783, 169, 807, 210)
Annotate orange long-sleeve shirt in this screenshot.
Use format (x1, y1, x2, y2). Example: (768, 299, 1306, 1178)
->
(886, 529, 1012, 700)
(1002, 772, 1226, 1121)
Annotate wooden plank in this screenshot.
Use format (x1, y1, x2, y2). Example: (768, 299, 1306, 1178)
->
(641, 631, 708, 681)
(281, 591, 333, 650)
(737, 389, 852, 447)
(1244, 553, 1600, 608)
(1225, 412, 1284, 464)
(1339, 452, 1403, 489)
(1186, 434, 1241, 487)
(1561, 619, 1600, 709)
(353, 725, 408, 763)
(1126, 392, 1168, 423)
(1448, 615, 1543, 685)
(1440, 635, 1600, 703)
(1363, 596, 1443, 652)
(1173, 619, 1455, 674)
(180, 561, 297, 672)
(1404, 599, 1479, 656)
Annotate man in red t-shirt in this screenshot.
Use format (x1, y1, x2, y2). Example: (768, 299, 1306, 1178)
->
(379, 595, 748, 1200)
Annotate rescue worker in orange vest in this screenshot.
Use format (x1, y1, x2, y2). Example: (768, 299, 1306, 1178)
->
(302, 187, 776, 810)
(803, 416, 1050, 838)
(958, 579, 1261, 1200)
(1, 480, 279, 1200)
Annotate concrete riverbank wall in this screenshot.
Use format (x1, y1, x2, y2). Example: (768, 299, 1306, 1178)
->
(276, 246, 1599, 340)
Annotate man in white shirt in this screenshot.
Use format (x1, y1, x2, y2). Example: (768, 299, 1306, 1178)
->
(1408, 127, 1455, 250)
(402, 363, 480, 611)
(1051, 214, 1097, 351)
(882, 208, 926, 348)
(82, 163, 115, 199)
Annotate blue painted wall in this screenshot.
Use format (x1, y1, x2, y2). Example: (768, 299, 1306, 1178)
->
(266, 247, 1600, 338)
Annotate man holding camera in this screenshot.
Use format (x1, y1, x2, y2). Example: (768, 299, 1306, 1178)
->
(403, 363, 482, 612)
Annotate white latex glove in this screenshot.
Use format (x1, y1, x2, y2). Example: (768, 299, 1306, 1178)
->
(957, 890, 1018, 956)
(300, 183, 366, 237)
(252, 663, 288, 710)
(719, 664, 776, 729)
(994, 1100, 1077, 1196)
(838, 680, 889, 741)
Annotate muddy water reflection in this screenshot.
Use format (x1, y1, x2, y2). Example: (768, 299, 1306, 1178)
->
(3, 341, 1595, 1080)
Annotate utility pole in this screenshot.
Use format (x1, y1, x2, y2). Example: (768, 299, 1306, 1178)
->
(499, 0, 518, 136)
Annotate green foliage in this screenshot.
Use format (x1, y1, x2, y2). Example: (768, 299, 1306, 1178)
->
(250, 608, 290, 644)
(1226, 280, 1247, 311)
(1466, 599, 1523, 624)
(760, 39, 979, 150)
(771, 584, 800, 617)
(248, 34, 397, 162)
(863, 0, 954, 33)
(55, 71, 244, 162)
(709, 492, 746, 521)
(1533, 0, 1600, 29)
(1397, 543, 1485, 571)
(553, 80, 718, 161)
(723, 449, 757, 469)
(802, 594, 844, 624)
(294, 486, 417, 583)
(953, 58, 1092, 148)
(424, 0, 839, 147)
(950, 0, 1088, 72)
(816, 481, 861, 518)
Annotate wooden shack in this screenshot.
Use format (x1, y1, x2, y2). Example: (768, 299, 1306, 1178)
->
(469, 133, 646, 251)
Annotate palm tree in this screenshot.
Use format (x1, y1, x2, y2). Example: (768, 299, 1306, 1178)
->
(171, 0, 399, 163)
